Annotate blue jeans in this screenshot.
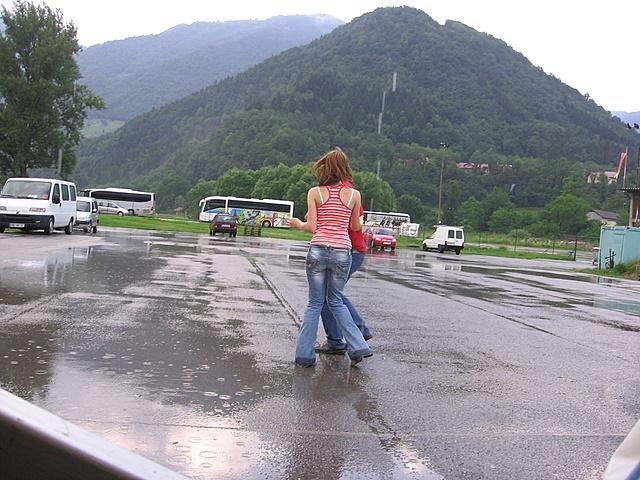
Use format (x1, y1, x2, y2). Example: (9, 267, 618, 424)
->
(295, 245, 372, 366)
(320, 251, 371, 348)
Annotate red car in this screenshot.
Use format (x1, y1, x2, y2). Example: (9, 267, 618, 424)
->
(365, 227, 397, 251)
(209, 213, 238, 237)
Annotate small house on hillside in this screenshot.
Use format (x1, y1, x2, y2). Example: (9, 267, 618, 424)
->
(587, 171, 617, 184)
(587, 209, 618, 227)
(455, 162, 489, 173)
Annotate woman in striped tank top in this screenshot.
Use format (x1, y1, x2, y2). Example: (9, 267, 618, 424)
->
(289, 148, 373, 367)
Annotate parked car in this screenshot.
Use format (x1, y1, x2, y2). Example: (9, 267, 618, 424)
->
(0, 177, 77, 235)
(422, 225, 465, 254)
(74, 196, 99, 233)
(97, 201, 128, 216)
(365, 227, 397, 251)
(210, 213, 238, 237)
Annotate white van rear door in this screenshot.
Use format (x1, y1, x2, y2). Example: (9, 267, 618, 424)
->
(447, 228, 463, 247)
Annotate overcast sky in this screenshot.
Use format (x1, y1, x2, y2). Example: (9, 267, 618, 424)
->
(2, 0, 639, 112)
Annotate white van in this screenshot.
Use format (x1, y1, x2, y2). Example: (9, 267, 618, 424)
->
(0, 177, 77, 235)
(422, 225, 465, 254)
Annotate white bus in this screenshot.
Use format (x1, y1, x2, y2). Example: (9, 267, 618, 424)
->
(363, 210, 420, 236)
(363, 210, 411, 228)
(199, 196, 294, 228)
(81, 188, 155, 216)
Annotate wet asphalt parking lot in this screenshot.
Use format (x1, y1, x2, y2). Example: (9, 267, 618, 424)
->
(0, 228, 639, 479)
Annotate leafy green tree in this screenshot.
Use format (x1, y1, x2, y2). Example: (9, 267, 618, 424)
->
(579, 219, 603, 240)
(285, 164, 316, 218)
(456, 197, 483, 230)
(251, 163, 297, 200)
(601, 187, 626, 213)
(185, 179, 218, 217)
(0, 1, 103, 177)
(561, 170, 587, 198)
(544, 193, 590, 235)
(398, 194, 426, 224)
(481, 187, 513, 228)
(353, 171, 396, 212)
(152, 172, 193, 211)
(488, 207, 519, 233)
(441, 180, 462, 225)
(215, 168, 256, 197)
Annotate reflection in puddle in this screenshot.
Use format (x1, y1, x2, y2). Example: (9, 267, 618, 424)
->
(40, 359, 272, 480)
(592, 299, 640, 317)
(362, 249, 640, 328)
(0, 248, 87, 304)
(414, 261, 462, 271)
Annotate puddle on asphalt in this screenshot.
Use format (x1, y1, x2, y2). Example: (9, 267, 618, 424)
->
(592, 299, 640, 317)
(366, 250, 640, 319)
(0, 245, 165, 305)
(0, 233, 292, 409)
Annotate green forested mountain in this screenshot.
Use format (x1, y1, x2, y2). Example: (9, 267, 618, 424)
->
(74, 6, 639, 213)
(77, 15, 343, 121)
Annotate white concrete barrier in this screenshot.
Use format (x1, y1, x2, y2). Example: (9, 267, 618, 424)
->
(0, 387, 188, 480)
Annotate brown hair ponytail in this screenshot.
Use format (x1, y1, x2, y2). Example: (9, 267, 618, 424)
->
(311, 147, 353, 186)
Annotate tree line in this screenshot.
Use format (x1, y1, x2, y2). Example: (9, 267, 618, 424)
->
(180, 147, 625, 239)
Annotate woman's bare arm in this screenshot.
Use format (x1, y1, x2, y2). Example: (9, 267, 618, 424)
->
(349, 190, 363, 231)
(288, 188, 318, 233)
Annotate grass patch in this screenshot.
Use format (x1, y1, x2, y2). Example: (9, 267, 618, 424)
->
(578, 261, 640, 280)
(99, 214, 313, 239)
(99, 215, 578, 261)
(99, 214, 208, 233)
(393, 236, 573, 260)
(463, 245, 574, 260)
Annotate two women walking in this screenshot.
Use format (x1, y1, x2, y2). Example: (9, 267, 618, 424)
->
(288, 148, 372, 367)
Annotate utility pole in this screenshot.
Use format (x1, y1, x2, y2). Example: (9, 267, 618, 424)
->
(372, 71, 397, 210)
(437, 142, 448, 224)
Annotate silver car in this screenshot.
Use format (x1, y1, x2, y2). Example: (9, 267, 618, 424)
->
(97, 201, 128, 216)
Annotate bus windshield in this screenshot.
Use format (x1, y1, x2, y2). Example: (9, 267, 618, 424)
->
(199, 196, 294, 228)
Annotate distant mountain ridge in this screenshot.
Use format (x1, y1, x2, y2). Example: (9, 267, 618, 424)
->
(78, 15, 343, 121)
(612, 111, 640, 126)
(74, 7, 639, 204)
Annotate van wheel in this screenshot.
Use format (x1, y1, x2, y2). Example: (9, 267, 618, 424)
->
(65, 219, 73, 235)
(92, 225, 98, 234)
(117, 211, 124, 216)
(422, 243, 427, 251)
(455, 248, 461, 255)
(44, 218, 54, 235)
(0, 226, 5, 233)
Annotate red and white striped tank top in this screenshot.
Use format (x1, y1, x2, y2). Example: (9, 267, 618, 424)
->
(310, 184, 353, 249)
